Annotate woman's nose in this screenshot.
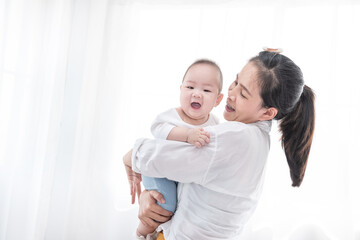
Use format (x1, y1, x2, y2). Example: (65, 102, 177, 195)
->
(228, 88, 236, 101)
(228, 95, 235, 101)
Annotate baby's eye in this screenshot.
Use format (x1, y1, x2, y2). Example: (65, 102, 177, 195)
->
(204, 89, 211, 92)
(187, 86, 194, 89)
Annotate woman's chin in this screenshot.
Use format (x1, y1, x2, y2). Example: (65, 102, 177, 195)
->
(223, 111, 234, 121)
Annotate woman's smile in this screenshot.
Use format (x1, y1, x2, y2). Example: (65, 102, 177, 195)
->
(225, 102, 235, 112)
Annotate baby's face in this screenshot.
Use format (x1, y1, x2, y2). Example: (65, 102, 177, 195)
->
(180, 63, 222, 122)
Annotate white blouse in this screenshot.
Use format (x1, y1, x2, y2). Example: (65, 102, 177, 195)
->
(132, 120, 272, 240)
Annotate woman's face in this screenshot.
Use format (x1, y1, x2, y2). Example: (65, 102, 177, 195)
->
(224, 62, 267, 123)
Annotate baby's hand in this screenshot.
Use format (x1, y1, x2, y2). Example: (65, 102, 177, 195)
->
(186, 128, 210, 148)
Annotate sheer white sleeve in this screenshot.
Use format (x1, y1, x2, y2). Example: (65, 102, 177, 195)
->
(132, 121, 271, 197)
(132, 137, 216, 184)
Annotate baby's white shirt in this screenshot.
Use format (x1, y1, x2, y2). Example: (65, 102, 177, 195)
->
(150, 108, 219, 139)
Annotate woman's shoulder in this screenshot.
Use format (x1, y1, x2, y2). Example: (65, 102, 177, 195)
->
(207, 120, 271, 135)
(204, 121, 271, 150)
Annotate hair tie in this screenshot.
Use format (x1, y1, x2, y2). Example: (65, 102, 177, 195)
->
(263, 47, 283, 53)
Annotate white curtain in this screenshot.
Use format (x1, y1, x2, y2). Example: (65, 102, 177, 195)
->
(0, 0, 359, 239)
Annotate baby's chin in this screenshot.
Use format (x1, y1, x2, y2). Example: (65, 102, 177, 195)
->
(184, 110, 209, 121)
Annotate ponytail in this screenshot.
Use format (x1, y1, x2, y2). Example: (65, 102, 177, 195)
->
(279, 85, 315, 187)
(250, 51, 316, 187)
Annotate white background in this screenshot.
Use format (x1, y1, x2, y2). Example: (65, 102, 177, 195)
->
(0, 0, 360, 239)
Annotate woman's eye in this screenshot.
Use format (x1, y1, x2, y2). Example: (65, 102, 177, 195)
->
(234, 80, 238, 86)
(240, 91, 247, 99)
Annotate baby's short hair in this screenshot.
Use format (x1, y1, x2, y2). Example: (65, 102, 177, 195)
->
(182, 59, 223, 93)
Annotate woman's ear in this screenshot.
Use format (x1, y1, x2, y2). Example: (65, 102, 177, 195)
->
(259, 107, 278, 121)
(215, 93, 224, 107)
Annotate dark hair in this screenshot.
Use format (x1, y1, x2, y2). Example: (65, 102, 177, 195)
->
(182, 59, 223, 93)
(250, 51, 315, 187)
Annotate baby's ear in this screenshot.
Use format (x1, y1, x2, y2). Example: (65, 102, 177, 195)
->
(215, 93, 224, 107)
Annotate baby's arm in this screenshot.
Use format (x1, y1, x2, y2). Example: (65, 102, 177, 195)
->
(151, 109, 210, 148)
(167, 127, 210, 148)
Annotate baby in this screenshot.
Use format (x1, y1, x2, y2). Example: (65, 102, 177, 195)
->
(137, 59, 224, 238)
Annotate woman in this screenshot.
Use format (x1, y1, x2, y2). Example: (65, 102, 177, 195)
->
(123, 50, 315, 239)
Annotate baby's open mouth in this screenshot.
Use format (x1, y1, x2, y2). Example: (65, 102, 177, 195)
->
(191, 102, 201, 109)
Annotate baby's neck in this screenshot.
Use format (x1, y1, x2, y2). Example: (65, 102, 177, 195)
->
(176, 107, 209, 126)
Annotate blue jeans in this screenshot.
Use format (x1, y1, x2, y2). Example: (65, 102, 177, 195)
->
(142, 175, 177, 213)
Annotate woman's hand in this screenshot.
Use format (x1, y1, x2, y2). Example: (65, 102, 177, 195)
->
(138, 190, 173, 228)
(123, 149, 142, 204)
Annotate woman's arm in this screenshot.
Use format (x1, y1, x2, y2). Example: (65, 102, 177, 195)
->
(124, 151, 173, 227)
(123, 149, 142, 204)
(131, 135, 216, 183)
(131, 122, 271, 196)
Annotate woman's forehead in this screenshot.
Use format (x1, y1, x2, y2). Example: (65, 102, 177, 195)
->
(238, 63, 259, 91)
